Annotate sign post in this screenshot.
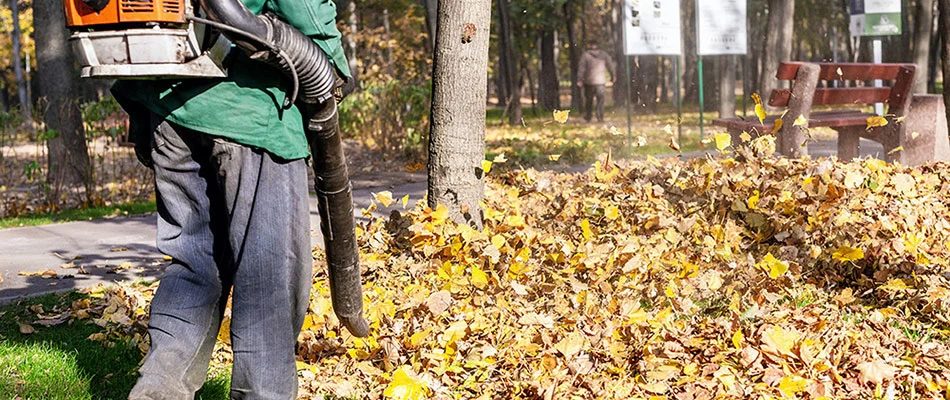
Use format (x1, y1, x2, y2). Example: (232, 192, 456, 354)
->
(849, 0, 902, 115)
(696, 0, 747, 138)
(622, 0, 682, 147)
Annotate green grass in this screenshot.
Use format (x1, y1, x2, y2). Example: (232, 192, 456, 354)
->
(0, 292, 229, 399)
(0, 201, 156, 229)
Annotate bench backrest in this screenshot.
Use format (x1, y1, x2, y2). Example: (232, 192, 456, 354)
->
(767, 62, 916, 116)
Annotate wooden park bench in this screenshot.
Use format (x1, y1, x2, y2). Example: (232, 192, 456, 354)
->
(713, 62, 950, 166)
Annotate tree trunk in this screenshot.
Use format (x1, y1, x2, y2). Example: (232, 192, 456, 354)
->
(539, 29, 559, 110)
(939, 0, 950, 136)
(761, 0, 795, 111)
(10, 0, 32, 126)
(427, 0, 490, 229)
(566, 0, 581, 110)
(914, 0, 936, 94)
(719, 56, 737, 118)
(497, 0, 521, 124)
(340, 0, 359, 82)
(612, 0, 627, 106)
(35, 0, 91, 191)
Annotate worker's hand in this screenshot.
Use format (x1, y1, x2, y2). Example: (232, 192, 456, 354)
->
(339, 314, 370, 337)
(577, 82, 584, 88)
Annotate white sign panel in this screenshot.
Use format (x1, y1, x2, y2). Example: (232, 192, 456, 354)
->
(696, 0, 748, 55)
(623, 0, 682, 55)
(849, 0, 902, 37)
(864, 0, 900, 13)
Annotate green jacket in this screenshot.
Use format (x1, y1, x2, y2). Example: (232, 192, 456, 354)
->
(112, 0, 350, 161)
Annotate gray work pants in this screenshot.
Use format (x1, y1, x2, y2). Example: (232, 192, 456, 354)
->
(584, 84, 607, 122)
(128, 115, 312, 400)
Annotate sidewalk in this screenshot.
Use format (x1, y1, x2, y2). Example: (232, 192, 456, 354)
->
(0, 173, 428, 305)
(0, 138, 884, 304)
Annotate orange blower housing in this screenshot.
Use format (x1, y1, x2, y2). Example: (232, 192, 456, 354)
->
(65, 0, 186, 26)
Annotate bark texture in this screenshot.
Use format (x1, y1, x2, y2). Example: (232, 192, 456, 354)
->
(760, 0, 795, 111)
(719, 56, 737, 118)
(939, 0, 950, 134)
(427, 0, 491, 229)
(539, 29, 559, 110)
(35, 0, 91, 190)
(913, 0, 935, 94)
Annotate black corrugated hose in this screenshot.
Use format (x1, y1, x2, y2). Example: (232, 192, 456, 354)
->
(194, 0, 369, 337)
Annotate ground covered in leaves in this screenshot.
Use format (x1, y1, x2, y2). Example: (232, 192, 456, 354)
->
(64, 139, 950, 399)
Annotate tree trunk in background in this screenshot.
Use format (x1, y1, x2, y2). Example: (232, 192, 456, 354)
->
(566, 0, 581, 110)
(914, 0, 935, 94)
(427, 0, 490, 229)
(497, 0, 521, 124)
(539, 29, 559, 110)
(612, 0, 627, 107)
(35, 0, 92, 191)
(939, 0, 950, 135)
(10, 0, 32, 126)
(341, 0, 359, 81)
(719, 56, 736, 118)
(761, 0, 795, 111)
(930, 7, 941, 93)
(424, 0, 438, 51)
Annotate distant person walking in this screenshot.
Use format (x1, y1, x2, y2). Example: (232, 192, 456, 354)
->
(577, 41, 616, 122)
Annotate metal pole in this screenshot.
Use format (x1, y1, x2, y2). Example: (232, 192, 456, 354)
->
(698, 56, 704, 138)
(625, 54, 633, 150)
(873, 38, 884, 115)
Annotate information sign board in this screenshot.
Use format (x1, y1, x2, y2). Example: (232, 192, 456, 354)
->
(850, 0, 902, 37)
(696, 0, 747, 55)
(623, 0, 682, 55)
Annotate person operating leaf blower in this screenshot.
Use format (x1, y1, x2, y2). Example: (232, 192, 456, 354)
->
(110, 0, 369, 397)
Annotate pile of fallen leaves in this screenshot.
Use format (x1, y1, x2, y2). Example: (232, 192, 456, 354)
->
(76, 138, 950, 399)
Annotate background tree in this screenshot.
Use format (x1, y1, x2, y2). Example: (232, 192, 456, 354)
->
(10, 0, 30, 125)
(34, 0, 91, 190)
(426, 0, 491, 228)
(761, 0, 795, 111)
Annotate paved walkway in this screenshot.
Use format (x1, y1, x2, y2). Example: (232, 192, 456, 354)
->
(0, 139, 885, 304)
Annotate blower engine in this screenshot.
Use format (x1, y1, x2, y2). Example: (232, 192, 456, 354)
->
(63, 0, 370, 337)
(64, 0, 229, 79)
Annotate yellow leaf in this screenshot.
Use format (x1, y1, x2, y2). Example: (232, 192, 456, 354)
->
(401, 195, 409, 208)
(778, 375, 809, 397)
(832, 246, 865, 262)
(492, 153, 508, 163)
(771, 118, 783, 135)
(879, 278, 910, 292)
(715, 132, 732, 151)
(548, 154, 562, 162)
(761, 325, 800, 357)
(911, 131, 920, 140)
(757, 253, 789, 279)
(793, 114, 808, 127)
(431, 204, 449, 224)
(553, 109, 570, 124)
(604, 205, 620, 220)
(471, 265, 488, 290)
(481, 160, 492, 174)
(747, 190, 760, 210)
(554, 331, 586, 359)
(732, 329, 743, 350)
(740, 132, 753, 142)
(375, 191, 394, 207)
(755, 104, 767, 125)
(383, 366, 429, 400)
(887, 146, 904, 155)
(218, 316, 232, 345)
(663, 124, 674, 136)
(581, 219, 592, 240)
(866, 116, 889, 129)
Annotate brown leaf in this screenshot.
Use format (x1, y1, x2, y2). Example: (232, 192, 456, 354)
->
(35, 311, 72, 327)
(426, 290, 452, 316)
(856, 360, 897, 386)
(18, 322, 34, 335)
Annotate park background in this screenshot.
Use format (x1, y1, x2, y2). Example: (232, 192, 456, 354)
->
(2, 0, 950, 399)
